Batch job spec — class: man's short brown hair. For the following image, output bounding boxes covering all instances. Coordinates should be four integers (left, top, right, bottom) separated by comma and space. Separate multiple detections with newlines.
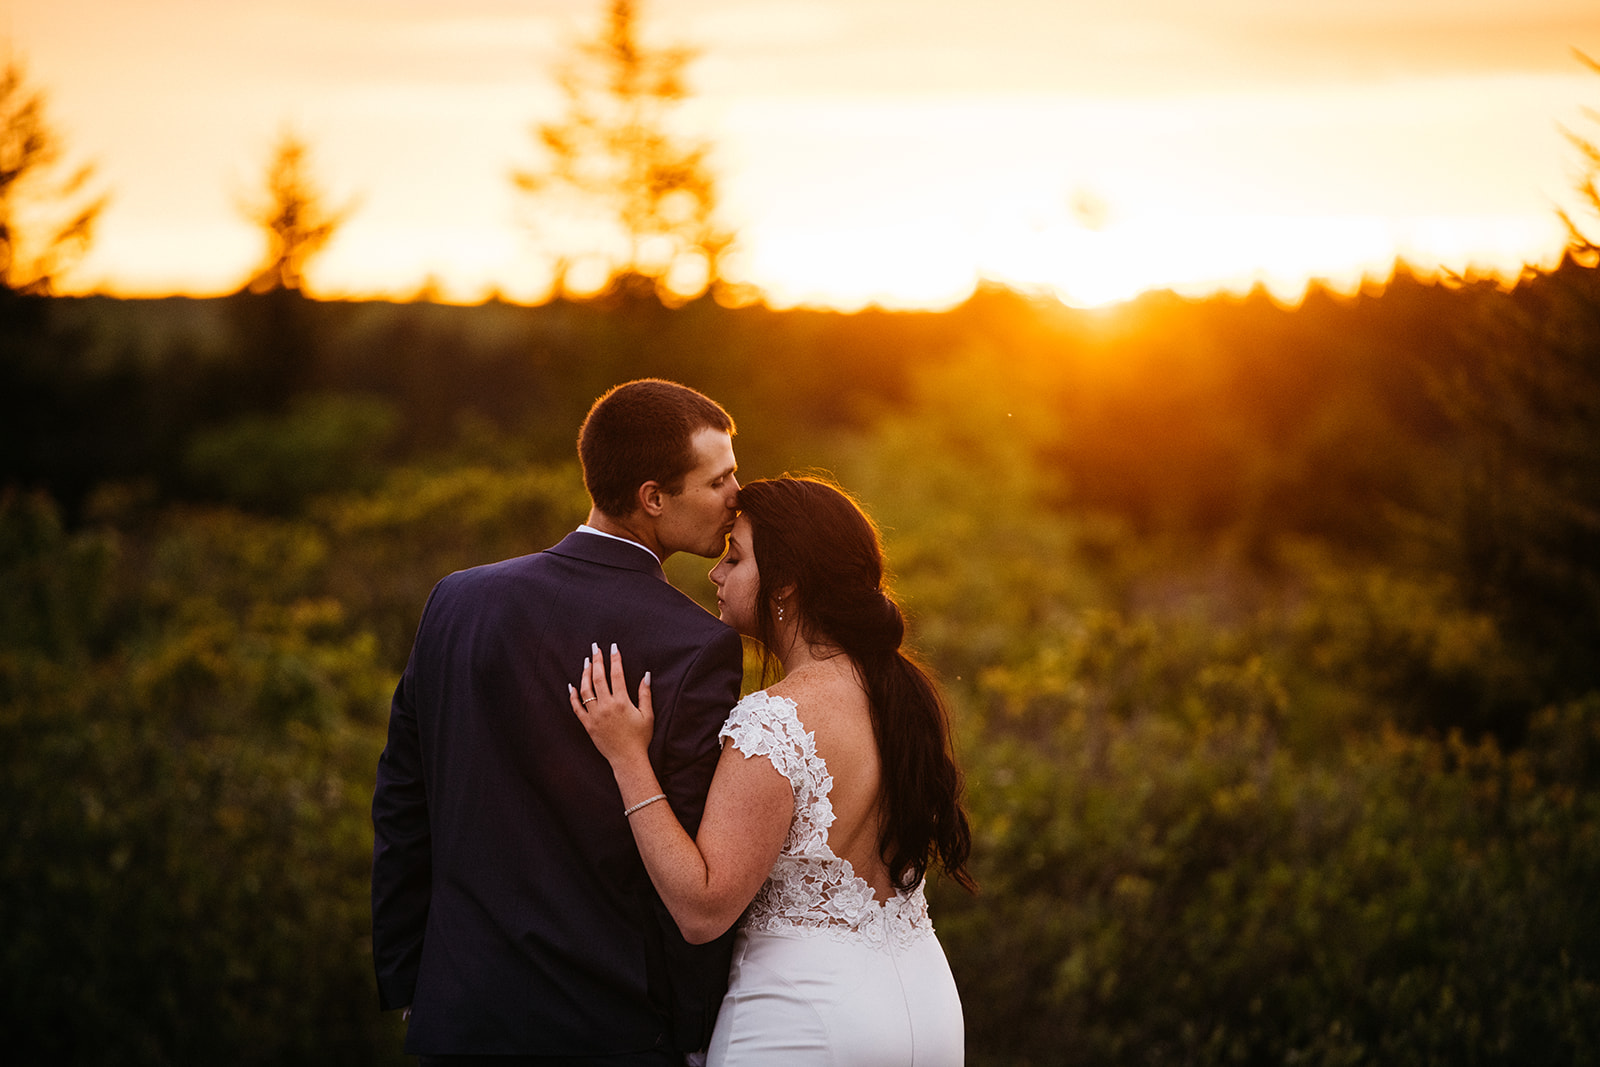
578, 379, 736, 519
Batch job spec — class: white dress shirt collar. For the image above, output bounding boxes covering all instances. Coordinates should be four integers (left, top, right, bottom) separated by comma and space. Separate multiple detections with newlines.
576, 524, 661, 563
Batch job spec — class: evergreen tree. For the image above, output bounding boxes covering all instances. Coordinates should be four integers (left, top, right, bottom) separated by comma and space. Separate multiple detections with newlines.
512, 0, 731, 303
240, 127, 353, 295
0, 60, 105, 295
1559, 50, 1600, 257
228, 129, 355, 414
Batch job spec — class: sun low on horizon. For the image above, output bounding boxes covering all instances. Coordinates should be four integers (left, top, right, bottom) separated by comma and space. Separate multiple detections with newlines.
6, 0, 1600, 311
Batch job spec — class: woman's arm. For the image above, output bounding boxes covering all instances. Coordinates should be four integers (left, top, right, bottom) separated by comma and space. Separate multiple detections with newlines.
572, 644, 794, 944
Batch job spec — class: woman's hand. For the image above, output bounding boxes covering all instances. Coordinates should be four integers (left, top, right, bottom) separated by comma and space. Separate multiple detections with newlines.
572, 642, 794, 945
569, 642, 654, 769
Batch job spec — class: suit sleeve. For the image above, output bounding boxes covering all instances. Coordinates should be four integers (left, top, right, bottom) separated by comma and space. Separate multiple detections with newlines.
370, 624, 433, 1011
646, 623, 744, 1051
654, 625, 745, 837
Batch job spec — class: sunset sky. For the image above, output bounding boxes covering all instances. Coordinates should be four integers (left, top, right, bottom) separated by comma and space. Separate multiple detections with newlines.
7, 0, 1600, 309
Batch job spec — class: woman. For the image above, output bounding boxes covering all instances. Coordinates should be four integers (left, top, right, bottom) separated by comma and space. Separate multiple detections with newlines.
570, 475, 974, 1065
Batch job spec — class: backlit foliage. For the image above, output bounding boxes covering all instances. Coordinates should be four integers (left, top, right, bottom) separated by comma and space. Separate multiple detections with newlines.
3, 254, 1599, 1062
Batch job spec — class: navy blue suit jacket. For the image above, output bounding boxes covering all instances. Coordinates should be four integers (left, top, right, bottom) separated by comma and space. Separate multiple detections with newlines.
372, 531, 744, 1056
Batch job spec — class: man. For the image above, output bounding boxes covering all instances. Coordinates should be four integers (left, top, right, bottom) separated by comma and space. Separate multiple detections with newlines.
373, 379, 744, 1064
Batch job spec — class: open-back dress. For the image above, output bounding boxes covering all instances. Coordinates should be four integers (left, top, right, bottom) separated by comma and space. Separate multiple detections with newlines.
705, 690, 964, 1065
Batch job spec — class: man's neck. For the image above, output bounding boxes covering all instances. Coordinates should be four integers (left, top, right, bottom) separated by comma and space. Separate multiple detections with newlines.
584, 509, 665, 561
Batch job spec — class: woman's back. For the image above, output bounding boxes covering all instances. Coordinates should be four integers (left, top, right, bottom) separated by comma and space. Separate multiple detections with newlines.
766, 655, 894, 902
710, 665, 964, 1066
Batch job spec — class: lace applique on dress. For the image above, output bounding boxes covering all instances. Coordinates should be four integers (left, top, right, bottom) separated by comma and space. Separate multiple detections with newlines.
719, 690, 932, 950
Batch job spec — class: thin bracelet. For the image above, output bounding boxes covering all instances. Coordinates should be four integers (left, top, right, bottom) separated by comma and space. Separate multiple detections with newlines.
623, 793, 667, 817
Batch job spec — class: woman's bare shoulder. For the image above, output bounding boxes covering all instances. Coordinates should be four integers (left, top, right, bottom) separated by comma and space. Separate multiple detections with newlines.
766, 664, 871, 736
767, 664, 851, 705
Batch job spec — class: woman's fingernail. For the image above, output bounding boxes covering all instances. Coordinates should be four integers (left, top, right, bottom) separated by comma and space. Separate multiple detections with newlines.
610, 642, 618, 655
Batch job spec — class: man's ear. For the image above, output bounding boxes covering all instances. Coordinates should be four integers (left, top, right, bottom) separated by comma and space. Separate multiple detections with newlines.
637, 481, 666, 517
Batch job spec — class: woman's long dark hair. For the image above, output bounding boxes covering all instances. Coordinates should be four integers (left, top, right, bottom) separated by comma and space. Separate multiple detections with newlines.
738, 476, 974, 893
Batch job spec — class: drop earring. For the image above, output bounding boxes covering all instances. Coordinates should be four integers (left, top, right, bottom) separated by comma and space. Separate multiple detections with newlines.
777, 600, 785, 622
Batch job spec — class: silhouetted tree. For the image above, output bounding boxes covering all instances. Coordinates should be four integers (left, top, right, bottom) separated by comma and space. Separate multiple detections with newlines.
0, 60, 105, 295
512, 0, 731, 303
1435, 256, 1600, 733
1559, 50, 1600, 257
240, 128, 353, 294
223, 129, 354, 416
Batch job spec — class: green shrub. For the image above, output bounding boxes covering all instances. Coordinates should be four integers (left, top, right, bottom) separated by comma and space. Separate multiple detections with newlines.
935, 617, 1600, 1065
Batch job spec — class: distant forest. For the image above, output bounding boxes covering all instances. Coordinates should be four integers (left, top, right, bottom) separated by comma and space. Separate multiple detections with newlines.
3, 257, 1598, 1062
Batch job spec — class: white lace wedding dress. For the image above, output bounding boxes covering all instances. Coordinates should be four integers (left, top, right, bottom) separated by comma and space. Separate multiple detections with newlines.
706, 691, 964, 1066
